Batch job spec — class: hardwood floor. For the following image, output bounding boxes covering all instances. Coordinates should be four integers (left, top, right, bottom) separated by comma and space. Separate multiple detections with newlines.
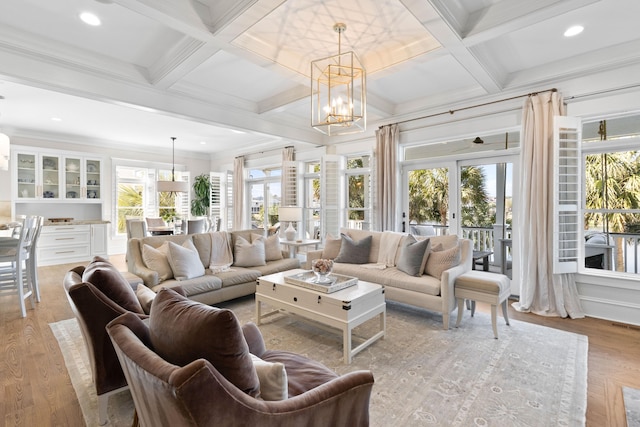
1, 255, 638, 426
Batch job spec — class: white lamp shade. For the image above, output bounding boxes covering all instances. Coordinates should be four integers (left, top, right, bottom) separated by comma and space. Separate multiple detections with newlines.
0, 132, 9, 171
157, 179, 189, 193
278, 206, 302, 222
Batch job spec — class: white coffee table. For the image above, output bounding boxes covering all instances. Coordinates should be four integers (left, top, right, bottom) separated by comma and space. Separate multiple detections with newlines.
256, 269, 386, 364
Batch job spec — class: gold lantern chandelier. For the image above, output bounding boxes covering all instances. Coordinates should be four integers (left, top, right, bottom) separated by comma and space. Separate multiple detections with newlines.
311, 23, 366, 136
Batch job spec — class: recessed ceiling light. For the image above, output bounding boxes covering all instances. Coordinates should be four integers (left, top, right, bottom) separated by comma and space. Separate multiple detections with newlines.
51, 117, 62, 122
564, 25, 584, 37
79, 12, 101, 26
200, 141, 207, 145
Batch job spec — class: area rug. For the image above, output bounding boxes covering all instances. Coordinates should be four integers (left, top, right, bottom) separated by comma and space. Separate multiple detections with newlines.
51, 297, 588, 426
624, 387, 640, 427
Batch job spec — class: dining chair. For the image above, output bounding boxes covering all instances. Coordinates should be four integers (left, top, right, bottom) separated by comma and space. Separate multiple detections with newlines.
145, 217, 166, 228
186, 218, 207, 234
126, 219, 148, 239
0, 216, 39, 317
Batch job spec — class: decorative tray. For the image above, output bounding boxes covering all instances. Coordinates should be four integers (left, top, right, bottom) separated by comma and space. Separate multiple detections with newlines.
284, 271, 358, 293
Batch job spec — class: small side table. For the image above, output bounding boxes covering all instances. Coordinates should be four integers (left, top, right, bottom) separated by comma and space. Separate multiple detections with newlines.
279, 238, 321, 258
472, 250, 493, 271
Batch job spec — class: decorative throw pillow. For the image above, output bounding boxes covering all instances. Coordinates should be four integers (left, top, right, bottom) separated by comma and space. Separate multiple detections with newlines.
234, 235, 266, 267
166, 239, 205, 280
249, 353, 288, 401
149, 288, 260, 397
334, 233, 372, 264
397, 236, 431, 277
263, 234, 283, 261
425, 243, 461, 279
322, 233, 342, 259
142, 242, 173, 282
135, 283, 156, 314
82, 257, 144, 314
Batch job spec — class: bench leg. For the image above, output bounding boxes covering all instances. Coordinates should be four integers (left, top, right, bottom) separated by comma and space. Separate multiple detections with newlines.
502, 299, 510, 326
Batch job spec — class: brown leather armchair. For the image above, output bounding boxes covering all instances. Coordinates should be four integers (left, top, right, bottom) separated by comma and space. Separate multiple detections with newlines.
63, 258, 153, 426
107, 311, 375, 427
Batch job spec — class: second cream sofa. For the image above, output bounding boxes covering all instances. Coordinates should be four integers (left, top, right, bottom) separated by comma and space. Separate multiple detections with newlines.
306, 228, 472, 329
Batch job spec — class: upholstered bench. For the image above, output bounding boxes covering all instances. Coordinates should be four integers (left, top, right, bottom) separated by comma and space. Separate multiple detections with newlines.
455, 270, 511, 338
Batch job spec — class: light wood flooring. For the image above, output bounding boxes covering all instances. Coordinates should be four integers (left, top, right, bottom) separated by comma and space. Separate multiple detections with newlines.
1, 255, 639, 426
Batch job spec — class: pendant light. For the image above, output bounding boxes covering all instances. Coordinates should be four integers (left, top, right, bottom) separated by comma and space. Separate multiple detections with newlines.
157, 137, 189, 193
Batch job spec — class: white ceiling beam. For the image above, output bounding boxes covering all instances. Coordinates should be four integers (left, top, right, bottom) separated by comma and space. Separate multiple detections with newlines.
402, 0, 501, 93
462, 0, 601, 46
0, 47, 324, 146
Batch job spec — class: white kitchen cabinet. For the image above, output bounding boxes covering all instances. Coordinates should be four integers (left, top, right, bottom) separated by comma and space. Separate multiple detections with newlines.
91, 223, 108, 257
38, 224, 92, 266
14, 149, 102, 201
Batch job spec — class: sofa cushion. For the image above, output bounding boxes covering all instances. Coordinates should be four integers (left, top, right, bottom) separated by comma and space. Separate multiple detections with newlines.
83, 257, 144, 314
425, 243, 461, 279
167, 239, 206, 280
234, 235, 266, 267
249, 353, 288, 401
263, 234, 283, 261
321, 234, 342, 259
149, 288, 260, 397
153, 274, 222, 296
334, 233, 372, 264
249, 258, 301, 276
397, 236, 431, 277
142, 242, 173, 282
135, 283, 156, 314
214, 267, 261, 288
379, 267, 441, 295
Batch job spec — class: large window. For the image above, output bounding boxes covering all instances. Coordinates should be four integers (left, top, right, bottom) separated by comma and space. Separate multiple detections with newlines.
114, 165, 188, 235
582, 117, 640, 274
247, 167, 281, 233
345, 154, 372, 230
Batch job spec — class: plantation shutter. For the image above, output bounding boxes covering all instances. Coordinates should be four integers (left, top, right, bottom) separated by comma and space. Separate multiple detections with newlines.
281, 160, 300, 206
225, 170, 234, 230
321, 155, 345, 238
553, 116, 582, 274
209, 172, 224, 230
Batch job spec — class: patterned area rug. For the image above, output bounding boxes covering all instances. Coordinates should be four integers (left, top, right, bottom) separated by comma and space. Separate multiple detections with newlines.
624, 387, 640, 427
51, 296, 588, 426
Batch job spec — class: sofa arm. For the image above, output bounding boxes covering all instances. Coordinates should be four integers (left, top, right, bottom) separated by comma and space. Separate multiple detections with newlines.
305, 249, 324, 269
242, 322, 266, 357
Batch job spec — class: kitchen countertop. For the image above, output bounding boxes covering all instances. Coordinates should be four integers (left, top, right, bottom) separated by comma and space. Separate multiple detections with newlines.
44, 220, 110, 226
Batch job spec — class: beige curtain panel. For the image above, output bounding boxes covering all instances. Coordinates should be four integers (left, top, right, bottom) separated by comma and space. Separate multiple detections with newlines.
375, 124, 399, 231
513, 91, 584, 319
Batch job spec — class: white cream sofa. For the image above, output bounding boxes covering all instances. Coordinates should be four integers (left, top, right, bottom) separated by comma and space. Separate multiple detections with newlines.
127, 229, 300, 306
306, 228, 473, 329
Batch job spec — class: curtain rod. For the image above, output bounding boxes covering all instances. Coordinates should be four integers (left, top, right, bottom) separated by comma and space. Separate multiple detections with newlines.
564, 82, 640, 101
386, 87, 557, 128
235, 145, 295, 159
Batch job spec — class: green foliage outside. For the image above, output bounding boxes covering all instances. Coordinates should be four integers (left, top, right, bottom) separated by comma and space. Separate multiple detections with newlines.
408, 166, 494, 227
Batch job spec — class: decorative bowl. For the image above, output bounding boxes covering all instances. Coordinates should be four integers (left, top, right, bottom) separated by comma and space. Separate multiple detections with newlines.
311, 259, 334, 284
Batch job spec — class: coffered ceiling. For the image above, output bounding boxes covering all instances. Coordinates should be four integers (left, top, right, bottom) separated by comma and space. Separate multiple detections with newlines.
0, 0, 638, 157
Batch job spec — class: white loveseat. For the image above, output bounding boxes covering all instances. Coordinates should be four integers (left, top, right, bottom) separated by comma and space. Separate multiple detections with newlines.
306, 228, 472, 329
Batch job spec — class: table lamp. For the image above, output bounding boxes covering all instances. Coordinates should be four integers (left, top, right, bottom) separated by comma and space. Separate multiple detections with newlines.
278, 206, 302, 241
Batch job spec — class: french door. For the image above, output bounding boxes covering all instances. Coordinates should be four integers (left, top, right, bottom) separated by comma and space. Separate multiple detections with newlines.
402, 155, 519, 294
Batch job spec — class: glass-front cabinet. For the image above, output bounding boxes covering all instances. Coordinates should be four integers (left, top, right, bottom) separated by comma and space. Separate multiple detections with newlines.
85, 159, 101, 200
14, 149, 102, 201
16, 152, 37, 199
